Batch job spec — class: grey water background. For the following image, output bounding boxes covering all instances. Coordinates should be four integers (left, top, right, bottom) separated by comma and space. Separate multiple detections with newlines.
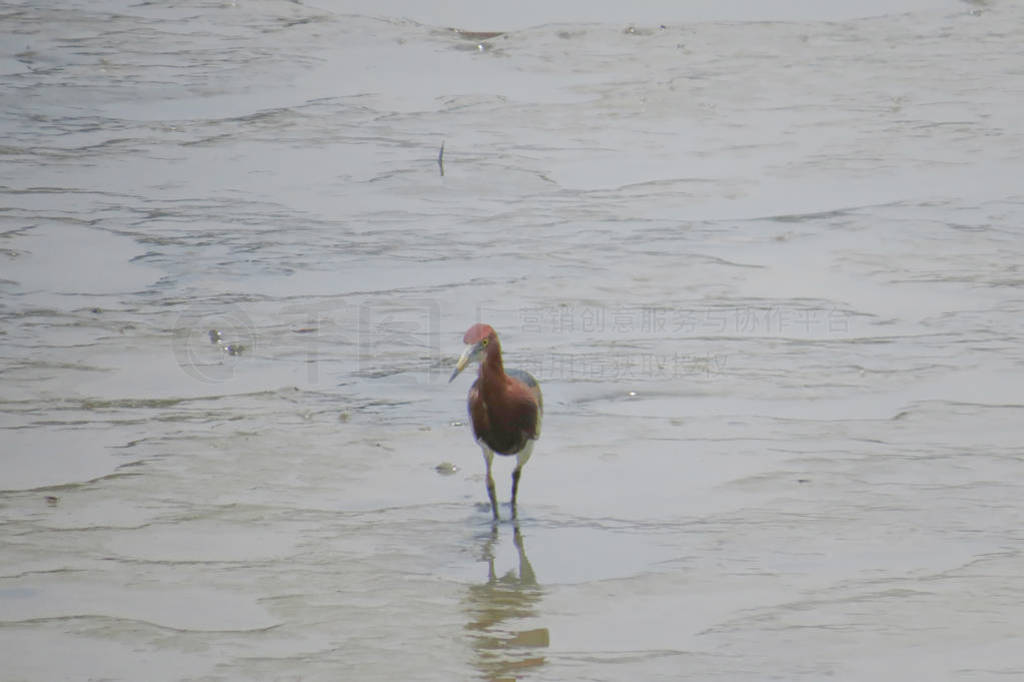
2, 0, 1024, 679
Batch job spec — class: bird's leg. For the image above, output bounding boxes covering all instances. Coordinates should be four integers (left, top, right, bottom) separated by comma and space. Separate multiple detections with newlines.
510, 442, 534, 519
481, 447, 499, 520
511, 468, 522, 518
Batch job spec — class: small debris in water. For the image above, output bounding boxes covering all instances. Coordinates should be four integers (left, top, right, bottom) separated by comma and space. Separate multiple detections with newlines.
627, 391, 637, 397
224, 343, 244, 356
435, 462, 459, 476
448, 29, 504, 41
90, 307, 101, 314
449, 419, 466, 427
797, 478, 810, 484
209, 329, 222, 343
338, 411, 350, 422
45, 495, 59, 506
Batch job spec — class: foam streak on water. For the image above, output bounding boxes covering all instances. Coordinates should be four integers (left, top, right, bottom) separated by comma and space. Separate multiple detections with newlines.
2, 1, 1024, 680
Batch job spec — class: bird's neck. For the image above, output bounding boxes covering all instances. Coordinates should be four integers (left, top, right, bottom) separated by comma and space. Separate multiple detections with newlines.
479, 341, 505, 383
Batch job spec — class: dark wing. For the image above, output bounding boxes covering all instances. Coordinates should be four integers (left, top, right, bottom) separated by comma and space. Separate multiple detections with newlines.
507, 368, 542, 439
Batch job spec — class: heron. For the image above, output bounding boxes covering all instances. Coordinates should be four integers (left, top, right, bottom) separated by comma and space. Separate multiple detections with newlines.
450, 323, 542, 519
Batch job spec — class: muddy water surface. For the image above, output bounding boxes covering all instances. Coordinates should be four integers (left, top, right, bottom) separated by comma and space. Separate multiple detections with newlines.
2, 1, 1024, 680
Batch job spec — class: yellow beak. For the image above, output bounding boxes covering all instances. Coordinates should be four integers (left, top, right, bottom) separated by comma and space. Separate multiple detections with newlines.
449, 345, 472, 383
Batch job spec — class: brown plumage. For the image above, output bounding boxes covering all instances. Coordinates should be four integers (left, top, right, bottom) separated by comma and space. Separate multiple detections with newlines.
450, 324, 542, 519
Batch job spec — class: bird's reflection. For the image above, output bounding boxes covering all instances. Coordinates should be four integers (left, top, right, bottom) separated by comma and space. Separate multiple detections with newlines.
464, 523, 549, 681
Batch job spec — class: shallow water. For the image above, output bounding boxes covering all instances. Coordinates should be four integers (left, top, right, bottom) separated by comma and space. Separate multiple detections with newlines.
3, 0, 1024, 679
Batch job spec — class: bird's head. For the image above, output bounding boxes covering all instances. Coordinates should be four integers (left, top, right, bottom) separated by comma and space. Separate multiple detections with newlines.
449, 323, 498, 383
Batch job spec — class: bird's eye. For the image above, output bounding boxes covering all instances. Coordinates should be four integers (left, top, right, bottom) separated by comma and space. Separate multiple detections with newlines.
480, 338, 488, 346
